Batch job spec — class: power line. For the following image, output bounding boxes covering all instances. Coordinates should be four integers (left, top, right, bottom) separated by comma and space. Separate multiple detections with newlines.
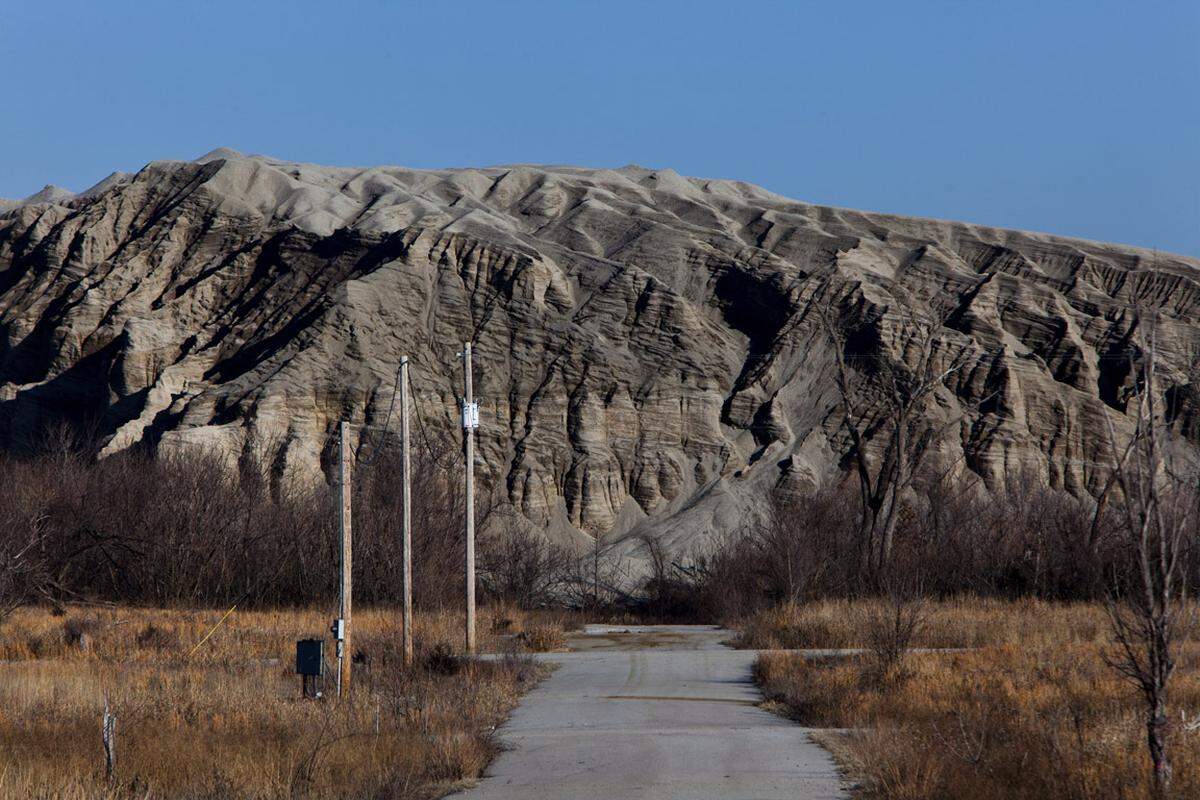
354, 359, 404, 469
410, 368, 465, 473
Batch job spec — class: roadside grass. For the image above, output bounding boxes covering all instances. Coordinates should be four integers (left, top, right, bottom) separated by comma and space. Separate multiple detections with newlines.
748, 601, 1200, 800
732, 596, 1113, 651
515, 623, 568, 652
488, 603, 579, 650
0, 605, 559, 799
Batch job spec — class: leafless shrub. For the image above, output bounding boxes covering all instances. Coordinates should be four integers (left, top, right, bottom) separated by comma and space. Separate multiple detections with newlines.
3, 399, 1197, 621
700, 465, 1150, 623
62, 614, 101, 649
351, 442, 470, 609
478, 517, 566, 609
907, 465, 1119, 600
419, 641, 461, 676
0, 514, 49, 624
0, 429, 504, 610
634, 534, 719, 621
0, 427, 77, 620
865, 576, 926, 682
687, 484, 865, 620
134, 623, 180, 651
558, 536, 632, 613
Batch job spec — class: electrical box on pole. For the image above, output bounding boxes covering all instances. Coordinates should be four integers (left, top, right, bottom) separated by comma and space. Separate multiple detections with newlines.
461, 401, 479, 430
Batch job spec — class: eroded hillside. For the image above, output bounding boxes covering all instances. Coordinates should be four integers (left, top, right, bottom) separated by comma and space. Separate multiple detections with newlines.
2, 149, 1197, 547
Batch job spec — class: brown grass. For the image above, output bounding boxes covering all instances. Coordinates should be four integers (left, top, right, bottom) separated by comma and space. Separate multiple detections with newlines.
751, 601, 1200, 800
516, 622, 567, 653
733, 596, 1117, 650
0, 605, 554, 799
487, 604, 583, 653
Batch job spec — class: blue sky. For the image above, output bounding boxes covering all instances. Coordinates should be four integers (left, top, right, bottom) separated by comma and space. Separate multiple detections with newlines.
2, 0, 1197, 254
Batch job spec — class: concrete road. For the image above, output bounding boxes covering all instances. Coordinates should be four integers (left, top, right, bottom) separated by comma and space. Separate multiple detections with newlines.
454, 625, 846, 800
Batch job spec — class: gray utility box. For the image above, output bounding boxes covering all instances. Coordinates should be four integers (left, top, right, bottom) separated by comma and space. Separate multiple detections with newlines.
296, 638, 325, 676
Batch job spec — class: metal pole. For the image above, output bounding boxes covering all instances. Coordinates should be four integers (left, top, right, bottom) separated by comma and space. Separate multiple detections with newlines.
338, 420, 353, 695
400, 356, 414, 666
463, 342, 476, 655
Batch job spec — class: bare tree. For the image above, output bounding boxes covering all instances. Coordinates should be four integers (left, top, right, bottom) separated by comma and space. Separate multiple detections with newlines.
749, 487, 856, 603
818, 295, 970, 577
638, 534, 723, 620
0, 513, 49, 623
1101, 324, 1197, 800
478, 516, 566, 609
560, 535, 630, 612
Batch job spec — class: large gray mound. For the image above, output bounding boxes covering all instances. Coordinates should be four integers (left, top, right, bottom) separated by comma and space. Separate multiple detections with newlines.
1, 150, 1198, 549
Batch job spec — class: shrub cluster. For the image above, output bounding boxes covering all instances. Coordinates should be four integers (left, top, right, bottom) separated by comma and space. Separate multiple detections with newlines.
0, 432, 471, 611
3, 430, 1197, 619
641, 473, 1200, 621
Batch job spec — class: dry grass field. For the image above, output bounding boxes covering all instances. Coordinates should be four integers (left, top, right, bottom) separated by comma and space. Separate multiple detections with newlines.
734, 596, 1114, 651
747, 600, 1200, 800
0, 604, 569, 800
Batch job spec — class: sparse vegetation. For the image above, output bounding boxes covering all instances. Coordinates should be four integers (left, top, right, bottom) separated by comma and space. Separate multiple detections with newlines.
0, 325, 1196, 799
748, 599, 1200, 799
721, 323, 1200, 799
0, 604, 550, 800
732, 596, 1114, 651
517, 622, 567, 652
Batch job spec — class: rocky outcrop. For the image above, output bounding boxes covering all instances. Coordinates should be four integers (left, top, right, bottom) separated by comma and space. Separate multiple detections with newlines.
1, 150, 1197, 548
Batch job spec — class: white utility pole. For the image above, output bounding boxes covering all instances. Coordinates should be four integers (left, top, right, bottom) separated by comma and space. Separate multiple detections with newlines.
461, 342, 477, 655
399, 356, 414, 666
336, 421, 353, 696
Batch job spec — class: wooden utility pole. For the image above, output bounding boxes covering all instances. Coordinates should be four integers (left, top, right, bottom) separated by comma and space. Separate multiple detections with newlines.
400, 356, 414, 666
337, 420, 353, 695
462, 342, 477, 655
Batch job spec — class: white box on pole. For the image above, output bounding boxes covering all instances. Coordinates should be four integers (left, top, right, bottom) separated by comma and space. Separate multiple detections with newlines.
461, 401, 479, 430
